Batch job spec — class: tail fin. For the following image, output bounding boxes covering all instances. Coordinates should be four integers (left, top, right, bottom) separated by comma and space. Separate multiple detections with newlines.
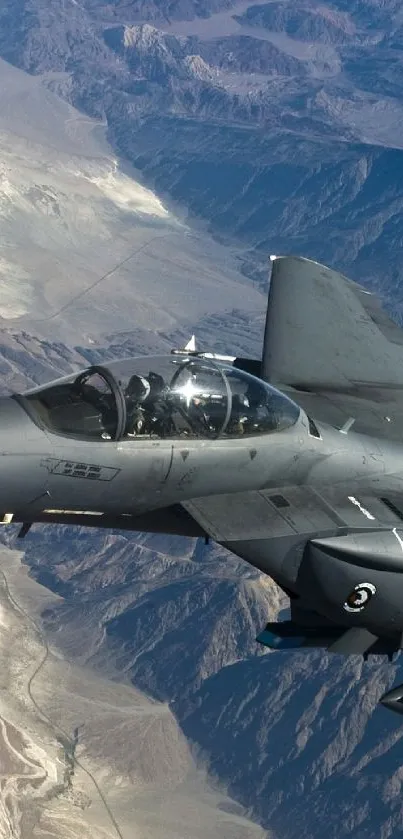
261, 255, 403, 389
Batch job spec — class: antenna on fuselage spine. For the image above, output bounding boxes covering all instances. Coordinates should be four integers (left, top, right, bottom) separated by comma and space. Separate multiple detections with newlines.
183, 335, 197, 352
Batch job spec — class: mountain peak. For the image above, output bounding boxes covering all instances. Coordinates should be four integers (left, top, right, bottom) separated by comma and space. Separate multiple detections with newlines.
123, 22, 170, 50
184, 53, 217, 81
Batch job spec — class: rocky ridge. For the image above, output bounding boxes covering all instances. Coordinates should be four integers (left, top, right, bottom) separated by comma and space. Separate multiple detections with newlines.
0, 1, 402, 838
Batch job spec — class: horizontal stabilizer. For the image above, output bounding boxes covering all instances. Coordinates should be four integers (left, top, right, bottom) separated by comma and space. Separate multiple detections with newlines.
326, 627, 378, 655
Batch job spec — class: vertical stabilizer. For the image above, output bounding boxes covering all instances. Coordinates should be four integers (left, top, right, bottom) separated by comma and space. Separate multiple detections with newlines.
261, 255, 403, 388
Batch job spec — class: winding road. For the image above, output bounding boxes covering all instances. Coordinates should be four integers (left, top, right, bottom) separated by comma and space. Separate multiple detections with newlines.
0, 568, 124, 839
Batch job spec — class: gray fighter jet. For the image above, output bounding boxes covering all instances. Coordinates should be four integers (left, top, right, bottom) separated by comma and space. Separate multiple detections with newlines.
3, 255, 403, 714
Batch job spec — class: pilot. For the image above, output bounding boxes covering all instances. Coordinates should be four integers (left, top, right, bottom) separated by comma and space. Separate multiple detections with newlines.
142, 371, 174, 437
187, 392, 212, 434
124, 374, 150, 436
228, 393, 250, 435
145, 371, 166, 406
244, 381, 278, 432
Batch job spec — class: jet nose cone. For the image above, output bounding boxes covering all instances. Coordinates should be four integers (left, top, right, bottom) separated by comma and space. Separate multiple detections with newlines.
380, 684, 403, 715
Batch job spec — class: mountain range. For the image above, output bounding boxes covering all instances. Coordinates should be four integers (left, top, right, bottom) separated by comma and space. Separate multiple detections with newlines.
0, 2, 402, 838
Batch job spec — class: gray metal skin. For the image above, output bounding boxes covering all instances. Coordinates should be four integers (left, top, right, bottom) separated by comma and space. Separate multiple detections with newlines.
4, 253, 403, 714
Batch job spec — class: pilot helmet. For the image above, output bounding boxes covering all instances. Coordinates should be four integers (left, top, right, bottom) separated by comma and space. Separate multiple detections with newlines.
126, 374, 151, 403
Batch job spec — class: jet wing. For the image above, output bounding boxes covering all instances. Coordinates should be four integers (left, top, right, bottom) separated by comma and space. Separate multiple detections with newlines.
183, 485, 403, 604
183, 487, 403, 657
182, 484, 403, 549
262, 256, 403, 441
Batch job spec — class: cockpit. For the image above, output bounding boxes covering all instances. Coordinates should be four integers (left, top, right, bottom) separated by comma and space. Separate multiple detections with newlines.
17, 355, 301, 441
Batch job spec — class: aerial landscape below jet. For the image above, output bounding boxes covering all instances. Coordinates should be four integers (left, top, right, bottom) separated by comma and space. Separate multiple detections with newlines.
2, 254, 403, 715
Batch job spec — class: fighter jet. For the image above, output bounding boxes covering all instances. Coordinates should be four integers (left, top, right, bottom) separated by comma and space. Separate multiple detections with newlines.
3, 254, 403, 714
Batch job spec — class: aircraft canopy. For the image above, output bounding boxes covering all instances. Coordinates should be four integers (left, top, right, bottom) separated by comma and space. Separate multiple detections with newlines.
18, 355, 300, 441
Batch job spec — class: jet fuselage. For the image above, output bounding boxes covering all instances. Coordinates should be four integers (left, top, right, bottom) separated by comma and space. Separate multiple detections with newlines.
1, 388, 402, 524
